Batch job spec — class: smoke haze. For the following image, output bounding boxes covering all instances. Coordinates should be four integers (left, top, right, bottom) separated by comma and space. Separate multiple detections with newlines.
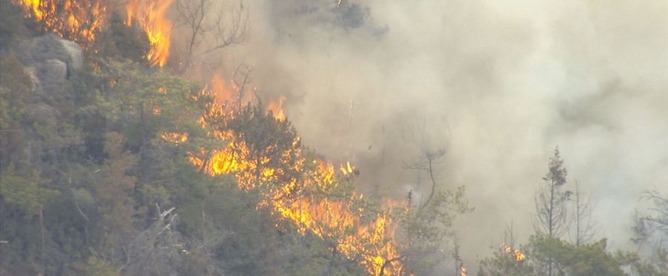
203, 0, 667, 270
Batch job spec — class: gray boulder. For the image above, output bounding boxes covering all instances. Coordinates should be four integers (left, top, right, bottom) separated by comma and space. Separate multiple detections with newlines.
20, 35, 85, 94
27, 34, 70, 64
26, 34, 84, 75
58, 38, 84, 70
40, 59, 68, 84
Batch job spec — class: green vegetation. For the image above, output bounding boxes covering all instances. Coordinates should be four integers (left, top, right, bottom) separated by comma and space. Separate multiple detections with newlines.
0, 4, 379, 274
478, 151, 668, 276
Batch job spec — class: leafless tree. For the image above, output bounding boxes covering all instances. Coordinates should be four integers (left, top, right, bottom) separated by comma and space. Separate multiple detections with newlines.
118, 205, 222, 275
569, 180, 598, 246
642, 190, 668, 233
230, 64, 254, 109
174, 0, 248, 74
633, 190, 668, 267
405, 148, 446, 210
119, 205, 183, 274
633, 191, 668, 247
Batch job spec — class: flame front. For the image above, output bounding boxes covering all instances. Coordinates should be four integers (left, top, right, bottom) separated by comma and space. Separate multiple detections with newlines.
15, 2, 408, 272
190, 98, 406, 274
126, 0, 174, 67
272, 160, 405, 275
14, 0, 108, 49
15, 0, 172, 66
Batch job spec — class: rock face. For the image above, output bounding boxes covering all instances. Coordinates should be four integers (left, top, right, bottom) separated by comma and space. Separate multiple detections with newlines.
58, 38, 84, 70
27, 35, 70, 65
21, 34, 84, 93
39, 59, 68, 84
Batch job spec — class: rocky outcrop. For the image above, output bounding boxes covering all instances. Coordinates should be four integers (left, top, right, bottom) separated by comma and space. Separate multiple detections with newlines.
57, 38, 84, 70
39, 59, 68, 85
20, 34, 84, 93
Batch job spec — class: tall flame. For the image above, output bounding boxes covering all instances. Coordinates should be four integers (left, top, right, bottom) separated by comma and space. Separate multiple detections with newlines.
126, 0, 174, 67
210, 74, 234, 105
14, 0, 172, 64
266, 96, 287, 121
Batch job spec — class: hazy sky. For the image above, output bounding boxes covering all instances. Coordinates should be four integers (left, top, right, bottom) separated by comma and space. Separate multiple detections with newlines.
213, 0, 668, 271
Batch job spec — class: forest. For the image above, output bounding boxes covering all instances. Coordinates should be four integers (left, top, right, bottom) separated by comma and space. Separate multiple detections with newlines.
0, 0, 666, 275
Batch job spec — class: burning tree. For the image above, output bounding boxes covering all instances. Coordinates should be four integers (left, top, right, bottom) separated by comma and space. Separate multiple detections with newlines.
12, 0, 174, 68
125, 0, 174, 67
14, 0, 109, 49
4, 1, 474, 274
191, 99, 409, 274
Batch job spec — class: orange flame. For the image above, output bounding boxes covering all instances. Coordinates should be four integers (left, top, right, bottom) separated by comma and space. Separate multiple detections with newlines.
191, 115, 406, 274
209, 74, 256, 108
15, 0, 108, 49
266, 96, 286, 121
210, 74, 235, 105
160, 131, 188, 144
271, 160, 406, 275
500, 243, 526, 262
189, 66, 406, 275
18, 0, 45, 20
16, 3, 407, 272
126, 0, 173, 66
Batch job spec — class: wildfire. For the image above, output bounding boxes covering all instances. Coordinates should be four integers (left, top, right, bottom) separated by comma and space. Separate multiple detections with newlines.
14, 0, 108, 49
210, 74, 234, 106
208, 73, 257, 110
500, 243, 526, 262
189, 93, 407, 274
271, 160, 406, 275
15, 2, 408, 273
15, 0, 172, 66
266, 96, 286, 121
340, 161, 359, 176
126, 0, 174, 67
160, 131, 188, 144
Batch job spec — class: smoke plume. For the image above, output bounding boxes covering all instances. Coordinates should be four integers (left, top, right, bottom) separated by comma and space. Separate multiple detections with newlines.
189, 0, 667, 271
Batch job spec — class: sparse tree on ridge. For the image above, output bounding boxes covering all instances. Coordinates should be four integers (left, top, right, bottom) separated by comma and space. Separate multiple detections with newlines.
397, 130, 471, 275
534, 147, 571, 276
535, 147, 571, 239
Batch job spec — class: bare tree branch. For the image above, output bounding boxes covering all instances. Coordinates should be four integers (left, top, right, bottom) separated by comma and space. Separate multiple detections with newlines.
174, 0, 249, 73
404, 148, 445, 210
569, 180, 598, 246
